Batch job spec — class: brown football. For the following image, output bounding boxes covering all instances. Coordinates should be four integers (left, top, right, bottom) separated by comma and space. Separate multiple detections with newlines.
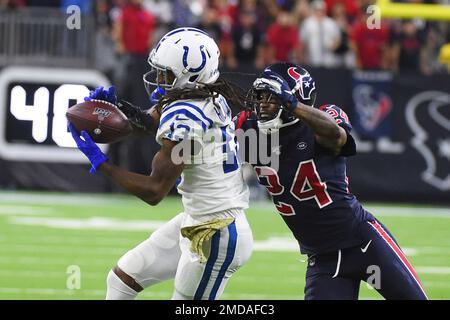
66, 100, 132, 143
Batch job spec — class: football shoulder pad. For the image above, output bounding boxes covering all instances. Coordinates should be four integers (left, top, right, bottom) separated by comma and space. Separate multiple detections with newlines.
156, 101, 214, 144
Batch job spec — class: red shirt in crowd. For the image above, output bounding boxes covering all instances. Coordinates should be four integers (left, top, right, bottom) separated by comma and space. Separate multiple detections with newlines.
351, 21, 390, 69
325, 0, 359, 19
120, 4, 155, 55
266, 24, 300, 62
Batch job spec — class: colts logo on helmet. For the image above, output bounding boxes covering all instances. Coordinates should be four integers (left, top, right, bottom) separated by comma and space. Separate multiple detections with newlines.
287, 67, 315, 100
182, 45, 207, 73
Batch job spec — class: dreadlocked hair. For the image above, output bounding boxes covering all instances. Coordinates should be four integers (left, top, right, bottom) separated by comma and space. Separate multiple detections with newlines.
154, 77, 248, 114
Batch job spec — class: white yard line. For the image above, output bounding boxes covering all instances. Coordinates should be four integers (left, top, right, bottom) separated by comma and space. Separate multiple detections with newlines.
0, 235, 141, 246
253, 237, 300, 252
416, 267, 450, 274
366, 206, 450, 218
0, 206, 54, 215
0, 270, 104, 279
249, 201, 450, 218
0, 256, 113, 266
422, 280, 450, 288
411, 247, 450, 255
0, 192, 139, 207
8, 216, 165, 231
0, 244, 126, 256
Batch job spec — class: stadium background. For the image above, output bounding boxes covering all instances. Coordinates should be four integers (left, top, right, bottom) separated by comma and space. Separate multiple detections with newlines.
0, 0, 449, 299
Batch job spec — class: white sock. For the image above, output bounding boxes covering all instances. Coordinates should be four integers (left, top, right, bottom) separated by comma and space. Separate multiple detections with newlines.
105, 269, 138, 300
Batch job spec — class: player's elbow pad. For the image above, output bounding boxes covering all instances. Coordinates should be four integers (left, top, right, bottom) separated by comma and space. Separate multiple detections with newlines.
117, 99, 155, 134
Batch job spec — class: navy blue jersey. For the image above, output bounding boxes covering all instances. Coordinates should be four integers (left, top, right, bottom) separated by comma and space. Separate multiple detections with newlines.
235, 105, 374, 255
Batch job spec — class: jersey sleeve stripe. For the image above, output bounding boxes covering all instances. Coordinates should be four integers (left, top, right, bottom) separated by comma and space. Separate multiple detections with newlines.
160, 109, 208, 131
164, 102, 214, 127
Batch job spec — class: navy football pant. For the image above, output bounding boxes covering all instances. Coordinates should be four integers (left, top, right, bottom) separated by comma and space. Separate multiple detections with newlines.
304, 219, 428, 300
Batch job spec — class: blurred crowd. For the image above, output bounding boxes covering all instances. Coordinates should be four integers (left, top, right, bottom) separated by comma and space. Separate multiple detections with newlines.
1, 0, 449, 75
0, 0, 448, 193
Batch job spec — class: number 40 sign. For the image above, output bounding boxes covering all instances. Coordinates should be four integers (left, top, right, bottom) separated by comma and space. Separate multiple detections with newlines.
0, 66, 110, 162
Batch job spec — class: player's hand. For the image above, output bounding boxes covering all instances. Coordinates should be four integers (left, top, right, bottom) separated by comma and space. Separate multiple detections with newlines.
116, 99, 141, 119
149, 86, 166, 105
256, 70, 298, 113
68, 123, 109, 174
115, 99, 155, 133
85, 86, 118, 105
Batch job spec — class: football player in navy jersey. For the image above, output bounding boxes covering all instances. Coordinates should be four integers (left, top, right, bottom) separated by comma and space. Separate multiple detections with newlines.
235, 62, 428, 300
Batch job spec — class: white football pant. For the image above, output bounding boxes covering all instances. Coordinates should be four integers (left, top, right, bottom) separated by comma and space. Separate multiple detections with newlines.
107, 209, 253, 300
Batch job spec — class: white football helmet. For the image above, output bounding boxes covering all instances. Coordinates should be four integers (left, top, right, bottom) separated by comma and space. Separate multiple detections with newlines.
143, 27, 220, 93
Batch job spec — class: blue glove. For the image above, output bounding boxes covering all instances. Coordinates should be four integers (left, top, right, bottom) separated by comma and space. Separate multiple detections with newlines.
258, 70, 298, 113
149, 86, 166, 105
85, 86, 118, 104
68, 123, 109, 174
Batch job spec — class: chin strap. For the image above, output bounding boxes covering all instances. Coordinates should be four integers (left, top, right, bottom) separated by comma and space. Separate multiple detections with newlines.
258, 116, 300, 134
258, 109, 283, 132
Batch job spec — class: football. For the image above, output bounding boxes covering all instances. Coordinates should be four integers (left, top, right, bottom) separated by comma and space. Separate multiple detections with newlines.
66, 100, 133, 143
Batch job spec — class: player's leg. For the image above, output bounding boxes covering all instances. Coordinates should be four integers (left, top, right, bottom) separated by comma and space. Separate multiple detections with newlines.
172, 211, 253, 300
106, 212, 184, 300
304, 250, 360, 300
360, 219, 428, 300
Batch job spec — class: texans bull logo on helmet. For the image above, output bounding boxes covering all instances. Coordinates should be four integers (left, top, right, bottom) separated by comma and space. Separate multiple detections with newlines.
287, 67, 316, 101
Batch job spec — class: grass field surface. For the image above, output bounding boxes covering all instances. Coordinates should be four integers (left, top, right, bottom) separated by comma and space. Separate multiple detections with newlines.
0, 191, 449, 300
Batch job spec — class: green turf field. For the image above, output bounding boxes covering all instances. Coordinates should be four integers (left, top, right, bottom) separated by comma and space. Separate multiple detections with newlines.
0, 191, 449, 300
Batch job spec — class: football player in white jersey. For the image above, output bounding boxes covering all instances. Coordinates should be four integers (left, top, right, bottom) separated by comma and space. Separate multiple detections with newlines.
69, 28, 253, 300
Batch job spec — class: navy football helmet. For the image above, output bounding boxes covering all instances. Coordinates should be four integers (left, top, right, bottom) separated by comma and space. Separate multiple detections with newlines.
248, 62, 317, 133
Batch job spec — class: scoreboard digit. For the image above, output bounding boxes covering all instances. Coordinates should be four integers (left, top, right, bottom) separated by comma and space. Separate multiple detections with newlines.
0, 66, 110, 162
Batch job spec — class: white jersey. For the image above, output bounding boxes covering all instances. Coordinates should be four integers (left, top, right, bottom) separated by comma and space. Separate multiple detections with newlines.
156, 94, 249, 217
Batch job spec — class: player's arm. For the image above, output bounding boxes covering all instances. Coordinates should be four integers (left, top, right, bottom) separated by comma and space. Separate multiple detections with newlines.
85, 86, 165, 136
117, 87, 165, 135
99, 139, 183, 206
290, 103, 347, 154
117, 101, 161, 135
68, 124, 183, 206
